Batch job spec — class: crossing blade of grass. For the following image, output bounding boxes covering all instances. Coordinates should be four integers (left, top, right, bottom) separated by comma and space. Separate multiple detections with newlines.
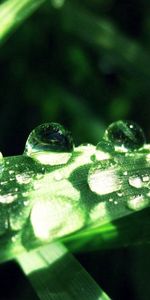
17, 242, 111, 300
0, 0, 45, 43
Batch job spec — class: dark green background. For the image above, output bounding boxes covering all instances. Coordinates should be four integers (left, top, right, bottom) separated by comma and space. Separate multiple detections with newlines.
0, 0, 150, 299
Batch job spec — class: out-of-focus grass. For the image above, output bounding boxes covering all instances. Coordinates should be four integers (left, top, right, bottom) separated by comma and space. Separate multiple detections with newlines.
0, 0, 45, 43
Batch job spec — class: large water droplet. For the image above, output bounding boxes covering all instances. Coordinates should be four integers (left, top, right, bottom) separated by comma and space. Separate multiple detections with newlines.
127, 194, 149, 211
104, 120, 145, 152
24, 123, 74, 165
88, 160, 122, 195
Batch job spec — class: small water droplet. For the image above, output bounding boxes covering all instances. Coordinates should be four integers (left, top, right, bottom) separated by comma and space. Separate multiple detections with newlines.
104, 120, 145, 152
127, 194, 149, 211
142, 175, 149, 182
94, 140, 114, 161
109, 198, 113, 202
117, 192, 123, 197
22, 192, 29, 197
54, 172, 63, 181
24, 200, 29, 206
24, 122, 74, 166
11, 236, 17, 243
36, 173, 43, 180
129, 176, 143, 188
16, 174, 31, 185
88, 160, 122, 195
0, 193, 17, 204
9, 170, 14, 175
123, 171, 128, 176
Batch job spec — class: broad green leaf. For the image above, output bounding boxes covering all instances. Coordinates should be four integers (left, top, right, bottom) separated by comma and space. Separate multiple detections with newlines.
17, 242, 111, 300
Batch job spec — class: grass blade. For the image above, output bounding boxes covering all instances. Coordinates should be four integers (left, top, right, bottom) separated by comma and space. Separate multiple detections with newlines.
0, 0, 45, 43
17, 242, 111, 300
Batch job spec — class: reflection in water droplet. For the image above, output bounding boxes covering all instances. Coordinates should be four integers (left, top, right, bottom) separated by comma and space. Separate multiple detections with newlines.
88, 160, 122, 195
127, 195, 149, 211
129, 176, 143, 188
95, 140, 114, 161
104, 120, 145, 152
24, 123, 74, 165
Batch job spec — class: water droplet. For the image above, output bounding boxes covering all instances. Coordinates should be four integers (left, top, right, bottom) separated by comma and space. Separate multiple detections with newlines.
109, 198, 113, 202
127, 194, 149, 211
129, 176, 143, 188
36, 173, 43, 180
142, 175, 149, 182
11, 236, 17, 243
88, 160, 122, 195
24, 122, 74, 165
9, 170, 14, 175
22, 192, 29, 197
0, 193, 17, 204
104, 120, 145, 152
16, 173, 31, 185
23, 200, 29, 206
54, 172, 63, 181
94, 140, 114, 161
123, 171, 128, 176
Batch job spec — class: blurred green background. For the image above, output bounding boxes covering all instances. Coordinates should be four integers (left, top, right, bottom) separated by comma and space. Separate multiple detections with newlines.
0, 0, 150, 299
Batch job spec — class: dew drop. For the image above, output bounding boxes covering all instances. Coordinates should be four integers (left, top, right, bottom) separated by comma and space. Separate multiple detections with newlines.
11, 236, 17, 243
104, 120, 145, 152
129, 176, 143, 188
9, 170, 14, 175
0, 193, 17, 204
94, 140, 114, 161
16, 173, 31, 185
24, 122, 74, 166
127, 194, 149, 211
54, 172, 63, 181
142, 175, 149, 182
22, 192, 29, 197
123, 171, 128, 176
88, 160, 122, 195
117, 192, 123, 197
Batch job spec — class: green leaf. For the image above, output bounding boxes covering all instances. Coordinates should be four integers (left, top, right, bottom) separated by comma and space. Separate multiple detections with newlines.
17, 242, 111, 300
